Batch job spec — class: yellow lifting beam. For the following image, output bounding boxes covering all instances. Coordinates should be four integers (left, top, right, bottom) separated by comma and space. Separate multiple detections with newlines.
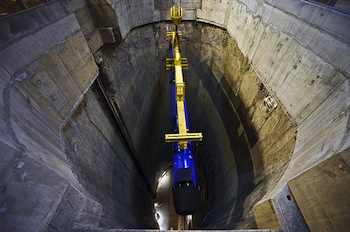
170, 6, 182, 25
165, 6, 203, 149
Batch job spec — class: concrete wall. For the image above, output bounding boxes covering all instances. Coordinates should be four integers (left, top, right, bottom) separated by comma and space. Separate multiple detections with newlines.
96, 0, 200, 37
197, 0, 350, 179
62, 88, 156, 228
0, 0, 155, 230
199, 1, 349, 230
1, 0, 349, 230
196, 0, 350, 230
0, 0, 94, 188
180, 22, 295, 228
96, 23, 172, 190
85, 0, 122, 43
288, 148, 350, 231
198, 1, 350, 231
0, 0, 100, 229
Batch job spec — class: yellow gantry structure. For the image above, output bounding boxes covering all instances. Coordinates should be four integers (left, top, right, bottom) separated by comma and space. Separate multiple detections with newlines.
165, 6, 203, 149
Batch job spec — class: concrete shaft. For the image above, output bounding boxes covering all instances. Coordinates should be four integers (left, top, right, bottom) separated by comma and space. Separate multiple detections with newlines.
0, 0, 349, 231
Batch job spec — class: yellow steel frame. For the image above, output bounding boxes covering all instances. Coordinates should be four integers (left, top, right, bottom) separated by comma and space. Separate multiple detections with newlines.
165, 7, 203, 149
170, 6, 182, 25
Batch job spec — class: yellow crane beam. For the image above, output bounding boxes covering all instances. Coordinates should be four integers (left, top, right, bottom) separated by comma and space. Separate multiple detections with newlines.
165, 6, 202, 149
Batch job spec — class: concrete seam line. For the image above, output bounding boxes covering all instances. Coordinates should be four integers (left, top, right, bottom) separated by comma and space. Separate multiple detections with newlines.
59, 72, 99, 140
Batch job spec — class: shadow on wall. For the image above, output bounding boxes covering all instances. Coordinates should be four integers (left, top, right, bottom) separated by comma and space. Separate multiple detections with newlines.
181, 22, 296, 229
185, 52, 258, 228
62, 84, 156, 228
0, 0, 48, 16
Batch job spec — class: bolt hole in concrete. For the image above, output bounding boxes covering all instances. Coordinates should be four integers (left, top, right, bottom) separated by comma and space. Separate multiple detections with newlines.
286, 194, 293, 201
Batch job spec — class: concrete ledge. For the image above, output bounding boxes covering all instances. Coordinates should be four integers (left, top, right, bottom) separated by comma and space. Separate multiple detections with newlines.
48, 184, 103, 231
99, 28, 116, 43
288, 148, 350, 231
254, 199, 281, 230
0, 0, 86, 48
254, 149, 350, 231
0, 14, 81, 75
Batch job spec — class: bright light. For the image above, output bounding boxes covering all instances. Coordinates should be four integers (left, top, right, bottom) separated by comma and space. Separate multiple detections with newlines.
158, 170, 171, 187
154, 169, 172, 230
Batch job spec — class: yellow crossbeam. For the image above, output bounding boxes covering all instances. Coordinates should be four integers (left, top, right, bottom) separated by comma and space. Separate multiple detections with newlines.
165, 133, 203, 143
